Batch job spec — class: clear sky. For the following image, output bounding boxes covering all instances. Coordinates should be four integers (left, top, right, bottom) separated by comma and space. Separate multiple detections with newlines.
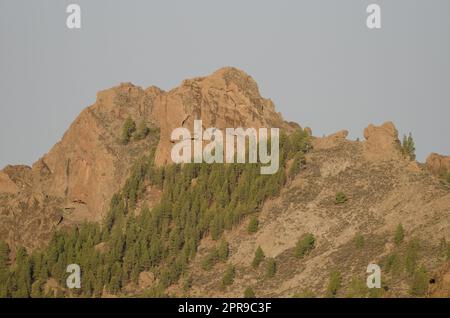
1, 0, 449, 168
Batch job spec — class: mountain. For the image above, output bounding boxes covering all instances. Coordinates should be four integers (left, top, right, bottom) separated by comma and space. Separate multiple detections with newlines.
0, 67, 294, 250
0, 67, 449, 298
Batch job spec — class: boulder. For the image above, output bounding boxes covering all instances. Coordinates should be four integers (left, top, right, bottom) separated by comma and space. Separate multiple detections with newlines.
426, 153, 450, 175
363, 121, 401, 161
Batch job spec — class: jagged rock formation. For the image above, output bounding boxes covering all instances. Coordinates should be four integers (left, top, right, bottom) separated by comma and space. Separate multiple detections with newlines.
0, 67, 294, 249
363, 121, 402, 162
426, 153, 450, 175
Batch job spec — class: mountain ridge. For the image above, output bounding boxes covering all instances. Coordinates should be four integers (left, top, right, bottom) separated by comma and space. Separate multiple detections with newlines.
0, 67, 450, 297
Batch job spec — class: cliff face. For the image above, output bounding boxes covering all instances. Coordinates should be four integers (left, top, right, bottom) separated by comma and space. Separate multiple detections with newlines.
0, 67, 293, 249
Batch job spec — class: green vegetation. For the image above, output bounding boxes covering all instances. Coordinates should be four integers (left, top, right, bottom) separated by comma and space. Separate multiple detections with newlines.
252, 246, 265, 269
121, 116, 136, 144
335, 192, 347, 204
401, 133, 416, 161
247, 216, 259, 234
439, 237, 450, 260
292, 289, 316, 298
410, 266, 428, 297
201, 240, 229, 271
201, 251, 218, 271
346, 277, 368, 298
383, 252, 402, 275
326, 271, 342, 298
265, 258, 277, 278
0, 241, 10, 298
354, 234, 365, 249
0, 128, 311, 297
134, 120, 150, 140
182, 275, 192, 292
243, 287, 256, 298
294, 233, 315, 258
218, 239, 229, 262
405, 239, 420, 276
288, 153, 305, 178
221, 266, 235, 287
394, 223, 405, 246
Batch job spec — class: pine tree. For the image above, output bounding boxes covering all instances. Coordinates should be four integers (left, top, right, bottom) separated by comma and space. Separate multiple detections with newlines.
14, 247, 31, 297
394, 224, 405, 246
121, 116, 136, 144
295, 233, 315, 258
401, 133, 416, 161
252, 246, 265, 268
247, 216, 259, 234
266, 258, 276, 278
0, 241, 10, 297
218, 240, 229, 262
410, 266, 428, 296
326, 271, 342, 298
134, 120, 150, 140
244, 286, 256, 298
221, 265, 235, 287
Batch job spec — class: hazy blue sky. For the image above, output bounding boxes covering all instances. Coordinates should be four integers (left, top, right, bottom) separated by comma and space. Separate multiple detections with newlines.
1, 0, 449, 168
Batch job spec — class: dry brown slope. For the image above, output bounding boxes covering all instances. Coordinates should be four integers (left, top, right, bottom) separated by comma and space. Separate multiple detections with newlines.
185, 123, 450, 297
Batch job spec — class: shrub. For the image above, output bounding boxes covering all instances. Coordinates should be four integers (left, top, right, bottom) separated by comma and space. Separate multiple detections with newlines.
405, 239, 420, 275
295, 233, 315, 258
438, 237, 449, 259
326, 271, 342, 297
243, 287, 256, 298
383, 252, 402, 275
222, 266, 235, 287
354, 234, 364, 248
335, 192, 347, 204
266, 258, 277, 278
346, 277, 368, 298
401, 133, 416, 161
288, 153, 304, 178
134, 120, 150, 140
201, 249, 219, 271
121, 116, 136, 144
410, 266, 428, 297
182, 275, 192, 291
394, 224, 404, 246
247, 216, 259, 234
218, 239, 229, 262
252, 246, 265, 268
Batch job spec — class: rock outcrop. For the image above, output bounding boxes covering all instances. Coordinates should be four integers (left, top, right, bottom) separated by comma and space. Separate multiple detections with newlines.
312, 130, 348, 150
426, 153, 450, 175
363, 121, 402, 161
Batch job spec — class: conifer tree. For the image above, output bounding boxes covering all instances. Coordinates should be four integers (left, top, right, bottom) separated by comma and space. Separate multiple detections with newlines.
218, 239, 229, 262
394, 223, 405, 246
121, 116, 136, 144
266, 258, 277, 278
401, 133, 416, 161
252, 246, 265, 268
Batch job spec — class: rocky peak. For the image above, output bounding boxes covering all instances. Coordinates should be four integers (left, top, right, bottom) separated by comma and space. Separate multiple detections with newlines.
426, 153, 450, 175
0, 67, 294, 248
363, 121, 402, 161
